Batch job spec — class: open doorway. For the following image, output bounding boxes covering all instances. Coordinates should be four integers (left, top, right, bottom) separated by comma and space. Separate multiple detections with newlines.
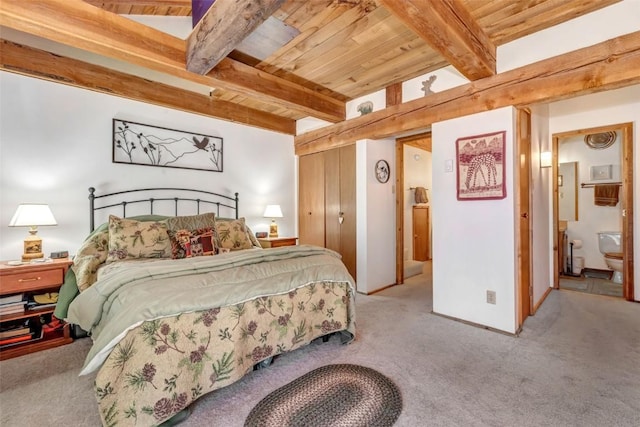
552, 122, 634, 300
395, 132, 432, 285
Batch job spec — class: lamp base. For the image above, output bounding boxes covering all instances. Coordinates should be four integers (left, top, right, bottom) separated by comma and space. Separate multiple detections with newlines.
269, 221, 279, 238
22, 235, 44, 261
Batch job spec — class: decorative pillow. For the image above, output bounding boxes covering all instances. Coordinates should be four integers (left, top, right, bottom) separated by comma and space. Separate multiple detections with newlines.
165, 212, 216, 233
106, 215, 171, 262
168, 227, 215, 259
216, 217, 262, 249
214, 217, 254, 250
244, 224, 263, 249
72, 215, 170, 291
72, 230, 109, 292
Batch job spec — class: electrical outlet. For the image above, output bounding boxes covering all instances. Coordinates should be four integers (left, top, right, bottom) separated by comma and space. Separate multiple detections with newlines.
486, 290, 496, 305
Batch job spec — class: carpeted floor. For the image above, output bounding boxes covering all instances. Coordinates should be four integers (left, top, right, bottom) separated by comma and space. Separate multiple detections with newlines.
1, 263, 639, 426
403, 259, 425, 279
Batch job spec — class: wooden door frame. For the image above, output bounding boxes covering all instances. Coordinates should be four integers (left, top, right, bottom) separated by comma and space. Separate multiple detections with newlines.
395, 140, 404, 285
552, 122, 634, 300
395, 132, 432, 285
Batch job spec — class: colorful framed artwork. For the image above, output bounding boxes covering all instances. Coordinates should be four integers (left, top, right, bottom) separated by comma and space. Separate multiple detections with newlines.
112, 119, 223, 172
455, 131, 506, 201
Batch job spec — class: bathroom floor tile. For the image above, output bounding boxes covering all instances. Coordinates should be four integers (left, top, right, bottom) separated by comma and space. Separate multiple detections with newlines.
559, 276, 623, 298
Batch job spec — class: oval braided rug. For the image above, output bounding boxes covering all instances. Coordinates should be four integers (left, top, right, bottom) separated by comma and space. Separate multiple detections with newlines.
244, 364, 402, 427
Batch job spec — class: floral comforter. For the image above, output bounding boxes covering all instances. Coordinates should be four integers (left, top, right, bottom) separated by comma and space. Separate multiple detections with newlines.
67, 246, 356, 426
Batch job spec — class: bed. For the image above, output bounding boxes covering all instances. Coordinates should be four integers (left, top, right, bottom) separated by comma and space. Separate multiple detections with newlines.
57, 187, 356, 427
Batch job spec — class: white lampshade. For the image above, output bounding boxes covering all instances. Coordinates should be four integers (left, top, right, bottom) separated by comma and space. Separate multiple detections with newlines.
9, 204, 57, 227
9, 204, 57, 261
540, 151, 552, 168
263, 205, 283, 218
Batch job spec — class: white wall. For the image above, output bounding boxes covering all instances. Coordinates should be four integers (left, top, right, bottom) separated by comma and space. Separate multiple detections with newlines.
549, 85, 640, 301
530, 104, 553, 306
356, 139, 396, 294
403, 146, 432, 260
432, 107, 518, 333
558, 133, 622, 271
402, 66, 469, 103
558, 162, 578, 222
346, 90, 386, 119
0, 72, 296, 260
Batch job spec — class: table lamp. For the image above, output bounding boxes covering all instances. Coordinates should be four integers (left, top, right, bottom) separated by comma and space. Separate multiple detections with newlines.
263, 205, 283, 238
9, 203, 58, 261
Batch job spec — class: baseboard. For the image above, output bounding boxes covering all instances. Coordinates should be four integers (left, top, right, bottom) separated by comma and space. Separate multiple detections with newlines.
532, 286, 553, 315
430, 310, 518, 337
365, 283, 398, 295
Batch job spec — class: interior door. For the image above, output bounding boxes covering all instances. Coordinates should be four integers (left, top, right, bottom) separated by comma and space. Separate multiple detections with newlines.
621, 123, 634, 300
517, 108, 532, 325
412, 206, 430, 261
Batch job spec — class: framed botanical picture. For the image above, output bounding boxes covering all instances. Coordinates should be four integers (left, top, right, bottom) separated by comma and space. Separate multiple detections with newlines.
456, 131, 506, 201
112, 119, 223, 172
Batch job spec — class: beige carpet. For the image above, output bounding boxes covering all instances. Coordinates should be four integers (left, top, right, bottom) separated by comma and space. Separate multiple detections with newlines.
1, 264, 639, 426
403, 259, 425, 279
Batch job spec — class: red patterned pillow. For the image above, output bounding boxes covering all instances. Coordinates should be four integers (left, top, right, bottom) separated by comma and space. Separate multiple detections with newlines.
168, 228, 215, 259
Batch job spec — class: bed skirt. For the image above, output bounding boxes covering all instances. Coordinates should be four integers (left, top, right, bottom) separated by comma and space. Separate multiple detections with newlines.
93, 280, 355, 426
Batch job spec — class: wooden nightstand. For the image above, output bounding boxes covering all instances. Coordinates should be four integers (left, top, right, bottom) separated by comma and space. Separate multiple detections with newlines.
257, 237, 298, 248
0, 258, 73, 360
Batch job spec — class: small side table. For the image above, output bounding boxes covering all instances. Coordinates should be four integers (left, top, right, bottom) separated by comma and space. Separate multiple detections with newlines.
257, 237, 298, 248
0, 258, 73, 360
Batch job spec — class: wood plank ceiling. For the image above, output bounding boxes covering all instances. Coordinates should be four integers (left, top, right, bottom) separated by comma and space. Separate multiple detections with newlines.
0, 0, 628, 140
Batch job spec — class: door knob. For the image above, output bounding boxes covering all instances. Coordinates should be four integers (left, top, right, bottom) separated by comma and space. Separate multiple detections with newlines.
339, 212, 344, 224
521, 212, 528, 218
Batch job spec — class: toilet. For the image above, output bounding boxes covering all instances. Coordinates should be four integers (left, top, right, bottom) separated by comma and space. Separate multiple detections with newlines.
597, 231, 623, 284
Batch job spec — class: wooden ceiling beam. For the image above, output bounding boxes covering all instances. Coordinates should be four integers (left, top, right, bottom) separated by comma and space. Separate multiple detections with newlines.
380, 0, 495, 80
187, 0, 285, 74
295, 31, 640, 155
83, 0, 191, 6
386, 83, 402, 107
0, 0, 345, 122
0, 40, 295, 134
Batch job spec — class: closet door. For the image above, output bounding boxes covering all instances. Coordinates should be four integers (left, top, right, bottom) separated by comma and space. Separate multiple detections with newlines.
325, 145, 357, 280
339, 145, 357, 280
324, 148, 341, 253
298, 152, 325, 247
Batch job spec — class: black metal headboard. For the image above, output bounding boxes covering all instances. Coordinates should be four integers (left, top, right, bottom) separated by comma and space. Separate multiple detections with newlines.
88, 187, 239, 231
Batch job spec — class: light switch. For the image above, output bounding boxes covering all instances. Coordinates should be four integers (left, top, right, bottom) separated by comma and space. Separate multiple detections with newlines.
445, 159, 453, 172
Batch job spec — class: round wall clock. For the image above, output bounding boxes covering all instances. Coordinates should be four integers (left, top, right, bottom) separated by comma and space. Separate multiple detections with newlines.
375, 159, 390, 183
